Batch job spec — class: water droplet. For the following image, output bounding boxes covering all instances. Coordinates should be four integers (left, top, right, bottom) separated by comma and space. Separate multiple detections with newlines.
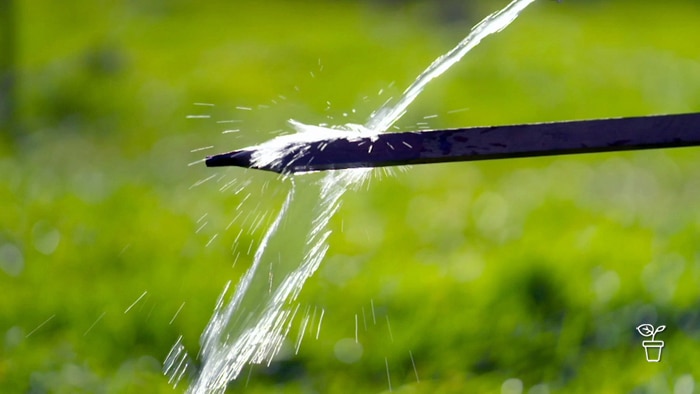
592, 269, 620, 304
675, 374, 695, 394
334, 338, 363, 364
501, 378, 523, 394
0, 243, 24, 277
32, 222, 60, 255
5, 326, 23, 349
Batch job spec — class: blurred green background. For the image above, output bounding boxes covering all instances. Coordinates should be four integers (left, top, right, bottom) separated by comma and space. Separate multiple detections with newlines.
2, 0, 700, 392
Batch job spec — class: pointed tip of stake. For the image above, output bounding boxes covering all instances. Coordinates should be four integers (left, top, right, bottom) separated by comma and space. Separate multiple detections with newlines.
205, 150, 255, 168
205, 148, 290, 174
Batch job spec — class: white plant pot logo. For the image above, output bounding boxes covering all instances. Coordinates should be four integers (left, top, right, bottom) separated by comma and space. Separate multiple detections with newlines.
636, 324, 665, 362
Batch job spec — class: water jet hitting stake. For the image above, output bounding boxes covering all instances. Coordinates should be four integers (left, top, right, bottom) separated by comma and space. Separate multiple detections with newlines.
206, 112, 700, 174
187, 0, 694, 390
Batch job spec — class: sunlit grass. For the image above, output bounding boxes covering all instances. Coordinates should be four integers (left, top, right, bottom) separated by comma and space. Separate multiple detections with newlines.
2, 0, 700, 392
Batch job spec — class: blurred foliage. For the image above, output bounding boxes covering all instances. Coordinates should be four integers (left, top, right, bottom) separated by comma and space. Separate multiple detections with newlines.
2, 0, 700, 393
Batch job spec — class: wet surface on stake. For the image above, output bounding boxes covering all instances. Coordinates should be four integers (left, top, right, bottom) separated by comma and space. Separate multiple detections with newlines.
206, 112, 700, 174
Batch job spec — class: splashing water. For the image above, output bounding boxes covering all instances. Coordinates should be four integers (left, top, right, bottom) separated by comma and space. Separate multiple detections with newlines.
366, 0, 538, 132
170, 1, 538, 392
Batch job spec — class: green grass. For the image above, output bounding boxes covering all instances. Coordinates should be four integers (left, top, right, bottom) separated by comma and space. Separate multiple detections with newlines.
2, 0, 700, 392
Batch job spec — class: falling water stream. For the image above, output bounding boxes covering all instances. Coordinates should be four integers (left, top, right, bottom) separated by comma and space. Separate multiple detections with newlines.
167, 1, 539, 392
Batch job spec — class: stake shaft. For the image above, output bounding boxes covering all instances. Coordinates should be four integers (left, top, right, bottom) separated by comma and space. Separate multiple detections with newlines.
206, 112, 700, 174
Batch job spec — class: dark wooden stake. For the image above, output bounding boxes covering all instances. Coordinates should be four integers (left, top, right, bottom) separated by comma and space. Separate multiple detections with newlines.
206, 112, 700, 174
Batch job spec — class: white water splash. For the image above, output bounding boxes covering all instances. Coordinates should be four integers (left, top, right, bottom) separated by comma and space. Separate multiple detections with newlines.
170, 1, 539, 392
366, 0, 538, 132
188, 167, 371, 393
243, 120, 379, 171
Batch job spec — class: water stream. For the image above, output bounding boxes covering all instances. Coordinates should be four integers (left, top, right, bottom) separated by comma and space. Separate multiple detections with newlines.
167, 1, 539, 392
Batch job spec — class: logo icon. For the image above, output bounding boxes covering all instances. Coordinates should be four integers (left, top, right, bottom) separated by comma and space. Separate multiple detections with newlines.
636, 324, 665, 362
